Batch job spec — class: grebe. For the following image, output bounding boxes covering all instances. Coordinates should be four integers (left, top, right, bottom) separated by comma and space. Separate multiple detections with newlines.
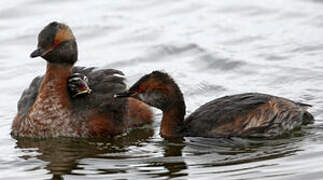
11, 22, 152, 138
115, 71, 314, 138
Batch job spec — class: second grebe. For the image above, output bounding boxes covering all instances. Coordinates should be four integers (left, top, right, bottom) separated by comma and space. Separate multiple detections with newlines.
115, 71, 314, 138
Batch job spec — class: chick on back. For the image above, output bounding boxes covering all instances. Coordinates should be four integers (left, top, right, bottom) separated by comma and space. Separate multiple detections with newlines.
12, 22, 152, 138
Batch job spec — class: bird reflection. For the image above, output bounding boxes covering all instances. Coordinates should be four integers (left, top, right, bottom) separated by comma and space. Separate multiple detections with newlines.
148, 138, 188, 179
14, 128, 154, 180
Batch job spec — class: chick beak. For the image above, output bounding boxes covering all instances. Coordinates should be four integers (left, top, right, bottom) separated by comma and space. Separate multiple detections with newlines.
72, 82, 92, 98
72, 89, 91, 98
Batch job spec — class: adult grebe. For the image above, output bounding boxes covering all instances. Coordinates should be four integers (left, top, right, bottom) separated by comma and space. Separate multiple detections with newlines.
115, 71, 314, 138
11, 22, 152, 138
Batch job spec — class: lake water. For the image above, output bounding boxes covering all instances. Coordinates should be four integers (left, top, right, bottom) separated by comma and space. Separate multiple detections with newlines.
1, 0, 323, 179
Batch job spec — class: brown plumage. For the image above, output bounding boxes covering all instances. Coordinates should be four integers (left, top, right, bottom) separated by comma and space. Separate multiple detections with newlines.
11, 22, 152, 138
127, 98, 153, 127
115, 71, 314, 138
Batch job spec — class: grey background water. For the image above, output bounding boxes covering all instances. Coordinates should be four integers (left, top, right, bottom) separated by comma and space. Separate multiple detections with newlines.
1, 0, 323, 179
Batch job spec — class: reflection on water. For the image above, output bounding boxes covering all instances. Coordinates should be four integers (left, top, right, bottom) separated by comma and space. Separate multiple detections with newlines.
15, 128, 154, 180
12, 126, 322, 180
1, 0, 323, 179
13, 128, 189, 180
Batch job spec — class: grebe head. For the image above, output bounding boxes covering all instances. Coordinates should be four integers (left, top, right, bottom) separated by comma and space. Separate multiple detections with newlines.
115, 71, 185, 112
68, 73, 92, 98
30, 21, 77, 65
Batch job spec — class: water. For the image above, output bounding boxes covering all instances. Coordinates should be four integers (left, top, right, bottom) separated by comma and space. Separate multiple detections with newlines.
1, 0, 323, 179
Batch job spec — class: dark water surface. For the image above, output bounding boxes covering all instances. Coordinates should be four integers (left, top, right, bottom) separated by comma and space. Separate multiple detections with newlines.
1, 0, 323, 179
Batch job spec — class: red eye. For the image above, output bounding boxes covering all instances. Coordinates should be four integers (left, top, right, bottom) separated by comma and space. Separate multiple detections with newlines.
53, 40, 60, 47
138, 87, 144, 93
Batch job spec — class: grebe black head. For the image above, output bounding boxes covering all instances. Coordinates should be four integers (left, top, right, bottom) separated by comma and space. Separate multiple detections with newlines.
115, 71, 186, 138
116, 71, 185, 112
30, 21, 77, 65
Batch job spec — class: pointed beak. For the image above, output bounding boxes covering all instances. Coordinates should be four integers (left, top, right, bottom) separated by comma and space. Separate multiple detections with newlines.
30, 47, 53, 58
114, 90, 136, 98
30, 48, 44, 58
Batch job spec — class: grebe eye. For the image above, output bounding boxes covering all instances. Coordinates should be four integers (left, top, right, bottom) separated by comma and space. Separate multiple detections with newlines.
138, 87, 144, 93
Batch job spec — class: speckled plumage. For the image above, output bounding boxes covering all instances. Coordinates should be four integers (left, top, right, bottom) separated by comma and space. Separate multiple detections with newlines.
12, 66, 128, 138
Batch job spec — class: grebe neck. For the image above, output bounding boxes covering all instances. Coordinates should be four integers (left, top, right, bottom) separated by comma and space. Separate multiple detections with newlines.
160, 90, 186, 138
36, 63, 73, 108
38, 63, 73, 93
44, 63, 73, 81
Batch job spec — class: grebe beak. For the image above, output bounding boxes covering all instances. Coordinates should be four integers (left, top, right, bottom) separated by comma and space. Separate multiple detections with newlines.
30, 47, 53, 58
114, 90, 136, 98
30, 48, 44, 58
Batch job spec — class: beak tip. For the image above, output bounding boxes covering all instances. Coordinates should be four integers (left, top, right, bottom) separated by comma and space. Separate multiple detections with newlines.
30, 49, 42, 58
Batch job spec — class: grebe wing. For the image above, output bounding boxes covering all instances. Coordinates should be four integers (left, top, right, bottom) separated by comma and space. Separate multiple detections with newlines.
15, 76, 42, 122
185, 93, 312, 138
70, 66, 127, 113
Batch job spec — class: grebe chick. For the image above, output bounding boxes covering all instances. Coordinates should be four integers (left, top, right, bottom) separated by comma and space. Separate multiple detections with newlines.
67, 72, 153, 128
115, 71, 314, 138
68, 73, 92, 98
11, 22, 152, 138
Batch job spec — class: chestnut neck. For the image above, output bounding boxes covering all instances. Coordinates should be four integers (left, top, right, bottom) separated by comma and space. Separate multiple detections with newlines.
38, 63, 73, 102
43, 63, 72, 84
160, 93, 186, 138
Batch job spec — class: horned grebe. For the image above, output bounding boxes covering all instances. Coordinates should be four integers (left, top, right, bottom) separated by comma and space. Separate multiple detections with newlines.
11, 22, 152, 138
115, 71, 314, 138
